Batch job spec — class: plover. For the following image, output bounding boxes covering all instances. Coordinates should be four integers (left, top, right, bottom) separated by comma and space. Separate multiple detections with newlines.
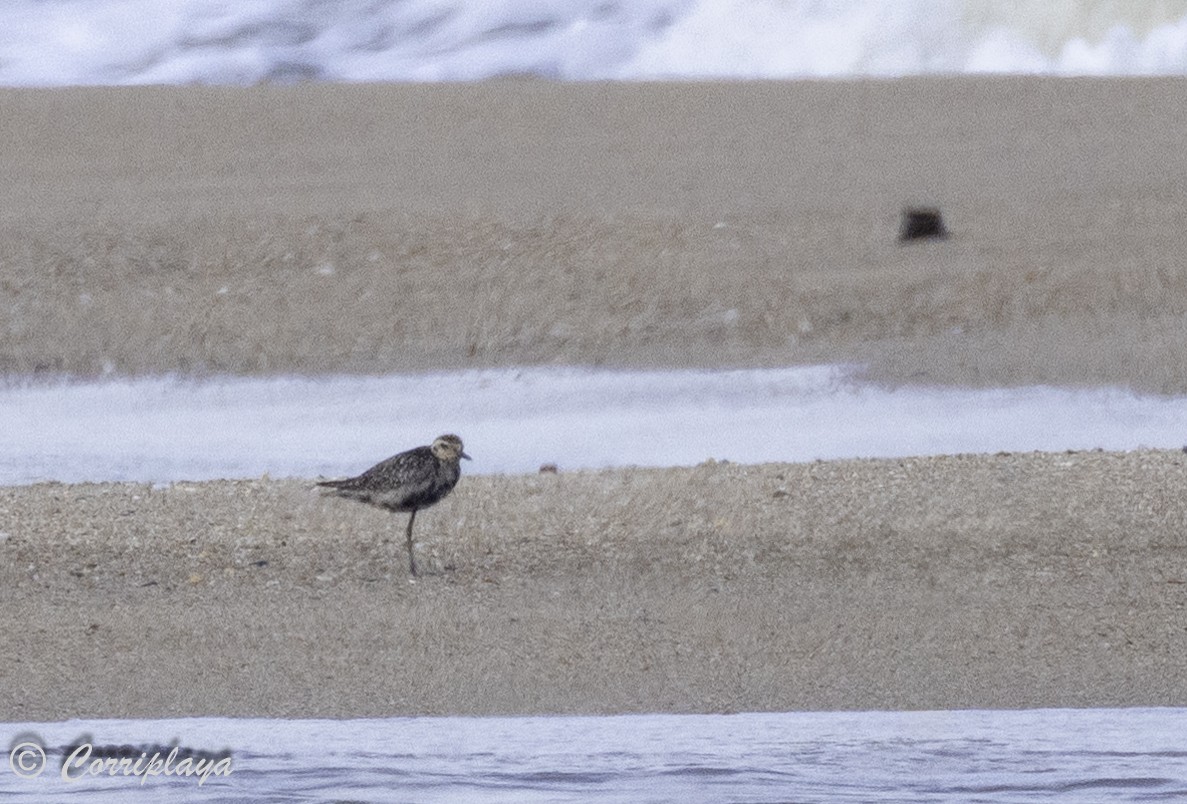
318, 434, 470, 578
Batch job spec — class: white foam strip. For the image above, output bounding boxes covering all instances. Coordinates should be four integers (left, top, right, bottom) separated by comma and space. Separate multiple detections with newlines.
1, 367, 1185, 484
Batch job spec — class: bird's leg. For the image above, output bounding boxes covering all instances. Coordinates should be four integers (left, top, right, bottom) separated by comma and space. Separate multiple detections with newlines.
405, 509, 418, 577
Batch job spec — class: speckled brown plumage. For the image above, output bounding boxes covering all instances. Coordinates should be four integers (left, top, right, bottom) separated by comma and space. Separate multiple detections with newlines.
318, 434, 470, 577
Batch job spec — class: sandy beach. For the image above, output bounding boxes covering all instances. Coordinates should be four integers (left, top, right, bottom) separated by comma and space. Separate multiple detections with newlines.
3, 78, 1187, 389
3, 450, 1187, 720
3, 78, 1187, 719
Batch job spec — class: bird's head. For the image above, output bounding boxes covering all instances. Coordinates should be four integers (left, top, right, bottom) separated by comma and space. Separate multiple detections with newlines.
431, 434, 471, 462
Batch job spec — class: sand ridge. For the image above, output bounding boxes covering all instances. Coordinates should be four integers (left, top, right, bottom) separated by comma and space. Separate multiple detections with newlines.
2, 450, 1186, 719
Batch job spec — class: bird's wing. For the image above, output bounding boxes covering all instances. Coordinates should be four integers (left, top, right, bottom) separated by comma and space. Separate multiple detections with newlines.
321, 446, 436, 493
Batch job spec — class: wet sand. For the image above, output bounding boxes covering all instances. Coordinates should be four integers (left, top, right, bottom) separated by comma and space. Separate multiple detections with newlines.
3, 78, 1187, 719
3, 79, 1187, 389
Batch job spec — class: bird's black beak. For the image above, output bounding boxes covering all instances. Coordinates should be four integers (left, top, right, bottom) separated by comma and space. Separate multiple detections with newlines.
461, 451, 472, 461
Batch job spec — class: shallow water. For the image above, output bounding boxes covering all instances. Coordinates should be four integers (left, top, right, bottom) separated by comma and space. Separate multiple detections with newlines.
3, 709, 1186, 802
2, 367, 1185, 485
